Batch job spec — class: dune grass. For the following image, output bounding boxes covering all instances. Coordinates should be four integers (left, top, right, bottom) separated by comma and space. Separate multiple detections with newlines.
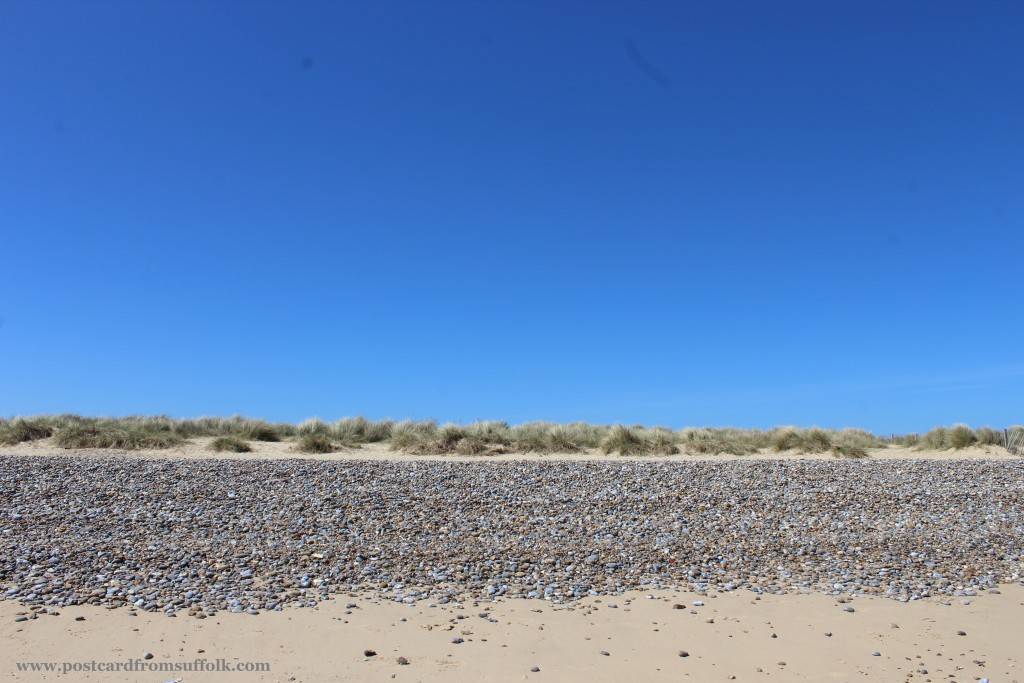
678, 429, 761, 455
832, 443, 869, 459
599, 425, 680, 455
914, 423, 1005, 451
332, 416, 393, 444
52, 422, 184, 450
0, 414, 1017, 457
0, 417, 55, 445
974, 426, 1003, 446
208, 436, 253, 453
296, 433, 337, 454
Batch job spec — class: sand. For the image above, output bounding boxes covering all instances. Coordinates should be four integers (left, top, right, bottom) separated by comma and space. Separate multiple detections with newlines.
3, 586, 1021, 682
0, 438, 1016, 462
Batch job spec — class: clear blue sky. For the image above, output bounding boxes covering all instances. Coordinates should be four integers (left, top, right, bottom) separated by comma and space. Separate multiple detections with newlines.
2, 1, 1022, 433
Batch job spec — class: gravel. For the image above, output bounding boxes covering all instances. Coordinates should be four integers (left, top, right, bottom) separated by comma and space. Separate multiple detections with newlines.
1, 455, 1023, 615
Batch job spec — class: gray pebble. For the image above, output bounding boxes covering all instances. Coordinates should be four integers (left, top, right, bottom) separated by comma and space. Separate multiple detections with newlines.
0, 456, 1020, 616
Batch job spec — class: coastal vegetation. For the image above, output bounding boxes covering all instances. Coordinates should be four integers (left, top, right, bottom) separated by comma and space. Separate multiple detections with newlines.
1, 415, 1017, 457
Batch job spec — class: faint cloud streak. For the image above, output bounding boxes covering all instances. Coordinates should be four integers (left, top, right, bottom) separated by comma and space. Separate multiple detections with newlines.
624, 39, 670, 88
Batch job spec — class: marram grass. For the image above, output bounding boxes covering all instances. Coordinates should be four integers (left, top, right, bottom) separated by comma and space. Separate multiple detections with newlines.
208, 436, 253, 453
0, 415, 1017, 458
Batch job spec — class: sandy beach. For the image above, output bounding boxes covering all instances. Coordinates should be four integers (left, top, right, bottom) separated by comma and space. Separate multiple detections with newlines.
3, 585, 1021, 682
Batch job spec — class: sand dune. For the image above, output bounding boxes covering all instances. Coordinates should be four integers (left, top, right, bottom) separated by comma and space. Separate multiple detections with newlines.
0, 438, 1016, 461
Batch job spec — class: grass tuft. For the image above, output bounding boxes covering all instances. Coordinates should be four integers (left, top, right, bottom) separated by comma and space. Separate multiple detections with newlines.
296, 433, 336, 453
918, 427, 949, 450
770, 427, 833, 453
53, 423, 184, 450
679, 429, 760, 455
947, 423, 977, 449
832, 443, 868, 459
209, 436, 253, 453
297, 418, 330, 436
245, 423, 282, 442
0, 418, 55, 445
917, 424, 987, 450
974, 427, 1003, 446
599, 425, 678, 455
600, 425, 647, 455
332, 416, 394, 444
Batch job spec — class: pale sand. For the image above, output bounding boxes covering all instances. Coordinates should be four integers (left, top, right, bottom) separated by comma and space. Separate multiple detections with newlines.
0, 438, 1017, 462
3, 586, 1021, 682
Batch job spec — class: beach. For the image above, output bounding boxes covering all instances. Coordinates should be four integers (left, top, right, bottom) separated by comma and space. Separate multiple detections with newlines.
1, 446, 1022, 681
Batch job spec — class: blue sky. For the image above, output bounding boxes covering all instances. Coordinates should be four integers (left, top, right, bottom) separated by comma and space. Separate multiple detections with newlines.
1, 1, 1022, 433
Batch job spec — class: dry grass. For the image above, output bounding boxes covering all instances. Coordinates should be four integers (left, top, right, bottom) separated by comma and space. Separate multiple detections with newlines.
296, 433, 336, 453
679, 428, 761, 455
52, 422, 184, 450
975, 427, 1003, 446
0, 418, 54, 445
332, 416, 393, 444
1, 415, 1017, 457
208, 436, 253, 453
915, 424, 1001, 451
599, 425, 679, 456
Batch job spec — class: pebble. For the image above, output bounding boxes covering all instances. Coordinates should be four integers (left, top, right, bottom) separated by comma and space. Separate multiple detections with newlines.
363, 650, 376, 657
678, 650, 689, 658
396, 656, 410, 665
1, 456, 1022, 614
143, 652, 153, 660
530, 666, 540, 672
